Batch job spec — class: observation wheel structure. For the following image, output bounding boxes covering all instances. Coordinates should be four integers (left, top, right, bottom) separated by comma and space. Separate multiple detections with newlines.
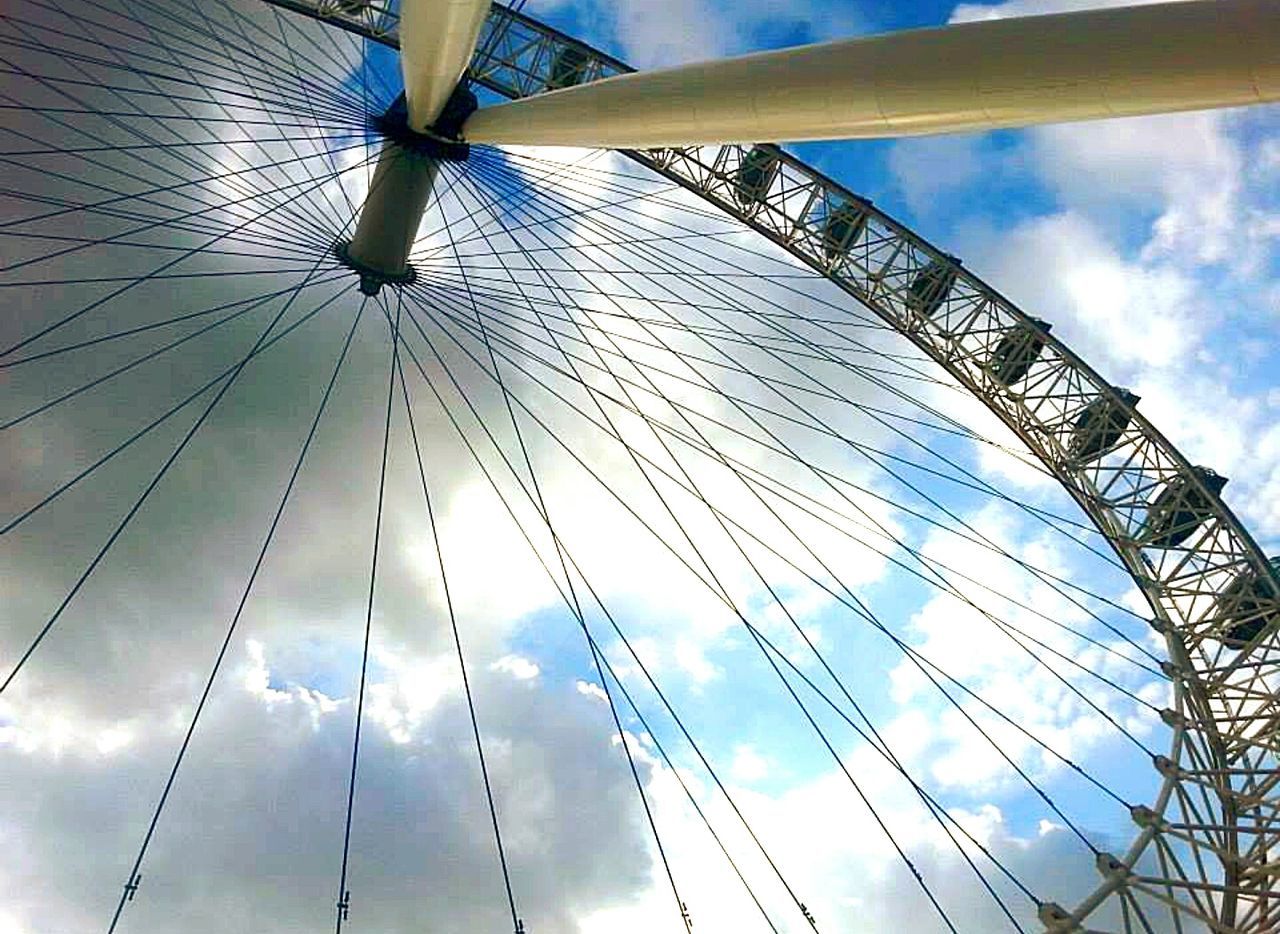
1, 1, 1277, 932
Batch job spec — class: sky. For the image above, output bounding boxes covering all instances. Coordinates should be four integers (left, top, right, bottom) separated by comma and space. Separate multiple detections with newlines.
1, 1, 1277, 933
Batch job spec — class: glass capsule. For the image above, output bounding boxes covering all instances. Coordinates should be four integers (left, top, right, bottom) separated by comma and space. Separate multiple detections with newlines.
905, 258, 959, 318
1069, 389, 1139, 463
733, 146, 779, 209
1139, 467, 1227, 549
821, 200, 868, 263
1216, 556, 1280, 649
547, 45, 591, 90
990, 318, 1051, 386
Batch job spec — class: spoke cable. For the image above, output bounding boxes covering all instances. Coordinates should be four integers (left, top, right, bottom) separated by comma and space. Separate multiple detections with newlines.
105, 294, 368, 934
333, 293, 400, 934
0, 257, 339, 695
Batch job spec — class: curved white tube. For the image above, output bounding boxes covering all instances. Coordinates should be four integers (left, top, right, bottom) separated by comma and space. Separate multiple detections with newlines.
400, 0, 492, 131
462, 0, 1278, 148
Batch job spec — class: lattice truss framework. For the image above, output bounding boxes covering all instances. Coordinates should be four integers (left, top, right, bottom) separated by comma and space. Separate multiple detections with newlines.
221, 1, 1279, 930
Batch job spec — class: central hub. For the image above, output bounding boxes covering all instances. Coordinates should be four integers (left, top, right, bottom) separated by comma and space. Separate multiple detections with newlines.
337, 83, 477, 296
372, 84, 477, 162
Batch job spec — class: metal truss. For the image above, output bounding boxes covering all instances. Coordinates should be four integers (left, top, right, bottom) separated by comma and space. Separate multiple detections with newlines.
265, 2, 1280, 929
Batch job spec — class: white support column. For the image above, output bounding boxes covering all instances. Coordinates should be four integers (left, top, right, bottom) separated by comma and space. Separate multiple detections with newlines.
341, 146, 439, 291
400, 0, 493, 132
462, 0, 1278, 148
340, 0, 491, 291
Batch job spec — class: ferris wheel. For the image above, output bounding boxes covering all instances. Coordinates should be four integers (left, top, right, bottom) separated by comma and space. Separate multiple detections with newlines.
1, 0, 1277, 932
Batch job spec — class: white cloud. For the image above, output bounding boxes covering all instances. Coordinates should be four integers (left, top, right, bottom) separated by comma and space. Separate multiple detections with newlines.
609, 0, 727, 66
592, 730, 1126, 933
728, 743, 769, 783
93, 725, 133, 756
951, 0, 1194, 23
966, 210, 1203, 372
490, 653, 542, 680
539, 0, 863, 67
1030, 111, 1263, 273
674, 636, 721, 685
243, 638, 290, 703
0, 912, 31, 934
887, 136, 984, 219
887, 501, 1159, 794
575, 679, 609, 702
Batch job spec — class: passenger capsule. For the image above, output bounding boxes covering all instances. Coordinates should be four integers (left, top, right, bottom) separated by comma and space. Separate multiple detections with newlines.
905, 257, 959, 318
821, 200, 869, 262
1069, 389, 1139, 463
547, 45, 591, 90
733, 146, 779, 209
1139, 467, 1227, 549
989, 318, 1051, 386
1216, 556, 1280, 648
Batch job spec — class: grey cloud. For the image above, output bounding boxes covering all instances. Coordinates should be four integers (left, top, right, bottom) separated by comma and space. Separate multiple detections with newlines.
3, 659, 653, 933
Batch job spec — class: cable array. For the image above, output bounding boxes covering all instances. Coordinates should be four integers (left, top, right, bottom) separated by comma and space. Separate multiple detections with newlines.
3, 2, 1268, 932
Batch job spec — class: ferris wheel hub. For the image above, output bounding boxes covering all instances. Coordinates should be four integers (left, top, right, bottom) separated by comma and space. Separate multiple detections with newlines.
334, 240, 419, 296
372, 86, 477, 163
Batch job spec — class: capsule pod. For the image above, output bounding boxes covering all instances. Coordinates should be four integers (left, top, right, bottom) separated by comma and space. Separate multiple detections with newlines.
1069, 389, 1139, 463
1216, 556, 1280, 648
989, 318, 1051, 386
733, 146, 779, 209
1139, 466, 1228, 549
905, 257, 960, 318
821, 200, 869, 262
547, 45, 591, 90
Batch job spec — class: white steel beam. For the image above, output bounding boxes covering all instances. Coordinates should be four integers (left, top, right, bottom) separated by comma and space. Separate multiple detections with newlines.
400, 0, 492, 131
462, 0, 1278, 148
342, 145, 439, 284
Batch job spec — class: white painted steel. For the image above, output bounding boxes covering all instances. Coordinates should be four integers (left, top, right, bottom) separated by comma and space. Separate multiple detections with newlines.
400, 0, 492, 130
462, 0, 1279, 148
345, 144, 439, 276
